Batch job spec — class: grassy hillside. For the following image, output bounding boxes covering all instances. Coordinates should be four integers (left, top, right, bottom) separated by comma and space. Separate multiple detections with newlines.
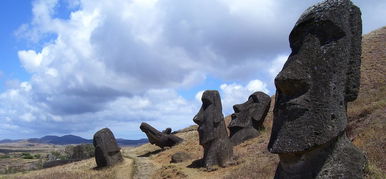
347, 26, 386, 177
1, 152, 133, 179
2, 27, 385, 179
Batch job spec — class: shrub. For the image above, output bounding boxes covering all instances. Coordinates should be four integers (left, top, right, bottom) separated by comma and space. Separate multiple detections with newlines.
21, 153, 34, 159
0, 155, 10, 159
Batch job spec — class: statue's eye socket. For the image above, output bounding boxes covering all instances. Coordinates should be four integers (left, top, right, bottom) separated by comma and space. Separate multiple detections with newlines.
250, 95, 259, 103
202, 98, 212, 110
289, 18, 345, 55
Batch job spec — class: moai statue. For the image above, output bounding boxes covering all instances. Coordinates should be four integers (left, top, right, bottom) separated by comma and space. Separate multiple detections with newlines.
268, 0, 367, 178
193, 90, 233, 170
228, 91, 271, 145
93, 128, 123, 168
140, 122, 183, 149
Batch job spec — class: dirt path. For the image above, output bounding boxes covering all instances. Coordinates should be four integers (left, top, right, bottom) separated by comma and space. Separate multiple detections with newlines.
122, 148, 159, 179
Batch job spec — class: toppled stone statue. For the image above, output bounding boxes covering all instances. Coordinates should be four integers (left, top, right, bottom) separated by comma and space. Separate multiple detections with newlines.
228, 91, 271, 145
193, 90, 233, 170
93, 128, 123, 168
140, 122, 183, 149
268, 0, 366, 178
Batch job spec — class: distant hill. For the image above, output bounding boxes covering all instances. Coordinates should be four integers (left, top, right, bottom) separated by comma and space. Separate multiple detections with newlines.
0, 139, 22, 144
27, 135, 91, 145
0, 135, 148, 146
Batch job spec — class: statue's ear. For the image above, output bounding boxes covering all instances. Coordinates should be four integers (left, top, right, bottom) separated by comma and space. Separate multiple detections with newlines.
213, 114, 224, 124
345, 5, 362, 102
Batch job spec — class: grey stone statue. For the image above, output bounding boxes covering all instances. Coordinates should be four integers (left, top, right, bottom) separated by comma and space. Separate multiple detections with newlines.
93, 128, 123, 168
193, 90, 233, 169
268, 0, 366, 178
140, 122, 183, 149
228, 91, 271, 145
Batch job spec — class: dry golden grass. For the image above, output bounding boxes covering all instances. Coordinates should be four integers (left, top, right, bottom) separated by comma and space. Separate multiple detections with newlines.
345, 26, 386, 178
1, 157, 133, 179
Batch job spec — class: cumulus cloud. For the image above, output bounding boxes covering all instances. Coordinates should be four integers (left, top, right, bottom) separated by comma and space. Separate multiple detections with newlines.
220, 80, 269, 115
1, 0, 385, 139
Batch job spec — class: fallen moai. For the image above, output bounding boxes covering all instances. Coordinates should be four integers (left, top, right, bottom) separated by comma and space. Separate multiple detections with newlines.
140, 122, 183, 149
193, 90, 233, 170
268, 0, 367, 178
228, 91, 271, 145
93, 128, 123, 168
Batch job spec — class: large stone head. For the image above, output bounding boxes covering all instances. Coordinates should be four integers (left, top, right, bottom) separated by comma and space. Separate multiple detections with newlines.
268, 0, 362, 153
140, 122, 162, 144
193, 90, 225, 145
228, 92, 271, 136
93, 128, 122, 167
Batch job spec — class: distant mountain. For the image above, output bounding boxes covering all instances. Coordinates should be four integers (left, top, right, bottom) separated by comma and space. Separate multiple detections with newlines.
27, 135, 92, 145
0, 135, 148, 146
0, 139, 22, 143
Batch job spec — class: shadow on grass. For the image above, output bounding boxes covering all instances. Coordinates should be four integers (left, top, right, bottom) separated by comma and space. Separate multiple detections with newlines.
138, 149, 163, 157
187, 158, 203, 168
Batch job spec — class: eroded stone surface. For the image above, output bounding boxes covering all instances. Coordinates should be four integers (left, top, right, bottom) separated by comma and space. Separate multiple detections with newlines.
268, 0, 366, 178
140, 122, 182, 149
93, 128, 123, 167
193, 90, 233, 169
228, 91, 271, 145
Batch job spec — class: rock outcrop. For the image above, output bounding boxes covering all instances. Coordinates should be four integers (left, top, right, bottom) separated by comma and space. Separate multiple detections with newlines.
140, 122, 183, 149
93, 128, 123, 168
228, 91, 271, 145
268, 0, 367, 178
193, 90, 233, 169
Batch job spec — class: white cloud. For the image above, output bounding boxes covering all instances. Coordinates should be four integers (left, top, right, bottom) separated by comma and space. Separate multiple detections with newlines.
195, 90, 205, 102
269, 55, 288, 78
220, 79, 269, 115
18, 50, 43, 72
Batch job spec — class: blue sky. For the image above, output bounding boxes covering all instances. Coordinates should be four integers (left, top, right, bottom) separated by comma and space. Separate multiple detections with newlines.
0, 0, 385, 140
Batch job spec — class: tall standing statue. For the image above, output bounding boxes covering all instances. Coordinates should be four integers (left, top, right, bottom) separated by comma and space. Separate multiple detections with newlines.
93, 128, 123, 168
228, 91, 271, 145
193, 90, 233, 170
268, 0, 367, 178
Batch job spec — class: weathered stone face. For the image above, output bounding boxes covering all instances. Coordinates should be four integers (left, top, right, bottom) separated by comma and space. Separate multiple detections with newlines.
193, 90, 233, 168
140, 122, 182, 148
193, 90, 227, 145
268, 0, 362, 153
228, 92, 271, 145
93, 128, 123, 167
268, 0, 366, 178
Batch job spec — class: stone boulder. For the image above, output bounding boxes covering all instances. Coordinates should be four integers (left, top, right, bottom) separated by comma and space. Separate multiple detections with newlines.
171, 152, 192, 163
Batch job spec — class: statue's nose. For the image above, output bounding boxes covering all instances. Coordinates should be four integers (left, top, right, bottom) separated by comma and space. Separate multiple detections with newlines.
193, 115, 201, 124
275, 60, 310, 97
233, 104, 242, 113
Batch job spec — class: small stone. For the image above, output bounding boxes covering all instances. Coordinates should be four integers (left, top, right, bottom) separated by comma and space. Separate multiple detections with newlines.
171, 152, 191, 163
